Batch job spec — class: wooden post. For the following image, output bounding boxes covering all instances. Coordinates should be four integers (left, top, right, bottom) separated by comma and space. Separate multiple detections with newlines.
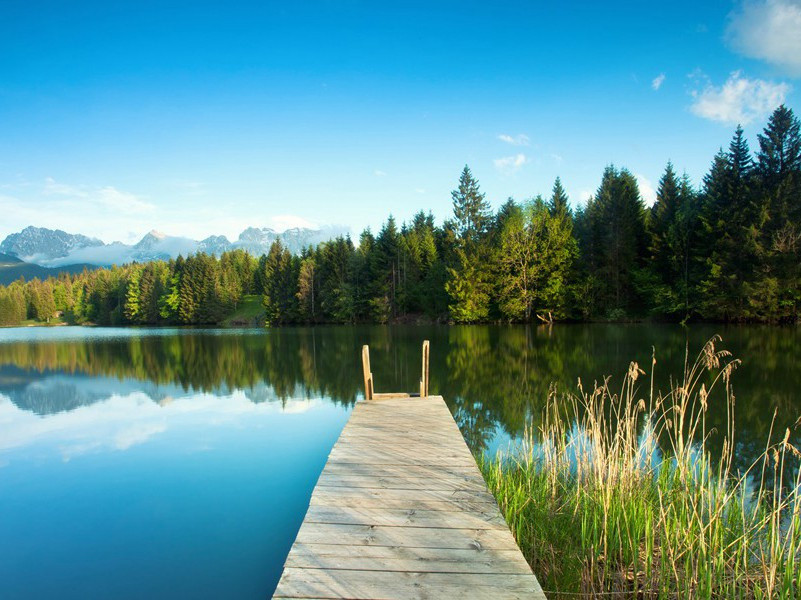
361, 345, 373, 400
420, 340, 430, 398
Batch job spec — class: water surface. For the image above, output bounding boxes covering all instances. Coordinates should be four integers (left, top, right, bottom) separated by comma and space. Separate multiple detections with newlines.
0, 324, 798, 598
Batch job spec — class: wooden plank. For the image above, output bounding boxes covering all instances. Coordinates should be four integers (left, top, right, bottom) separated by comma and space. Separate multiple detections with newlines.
294, 522, 522, 550
276, 568, 542, 599
273, 395, 544, 599
321, 462, 483, 479
311, 487, 498, 508
284, 544, 533, 574
304, 506, 508, 529
315, 475, 482, 492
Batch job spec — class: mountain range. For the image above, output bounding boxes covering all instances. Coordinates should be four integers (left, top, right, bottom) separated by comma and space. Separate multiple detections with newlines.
0, 225, 348, 284
1, 225, 348, 266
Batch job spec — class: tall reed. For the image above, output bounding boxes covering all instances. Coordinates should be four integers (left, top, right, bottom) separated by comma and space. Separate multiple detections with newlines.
480, 336, 801, 598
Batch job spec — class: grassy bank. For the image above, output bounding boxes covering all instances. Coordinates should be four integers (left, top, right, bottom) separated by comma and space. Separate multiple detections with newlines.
480, 336, 800, 598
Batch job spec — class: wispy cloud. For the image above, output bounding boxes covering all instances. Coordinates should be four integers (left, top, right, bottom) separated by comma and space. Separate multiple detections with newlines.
493, 153, 528, 175
635, 173, 657, 206
43, 177, 156, 215
727, 0, 801, 76
373, 169, 387, 177
497, 133, 530, 146
269, 214, 319, 231
652, 73, 666, 91
689, 71, 789, 124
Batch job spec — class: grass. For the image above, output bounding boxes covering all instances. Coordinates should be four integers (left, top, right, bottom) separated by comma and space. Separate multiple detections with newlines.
221, 294, 265, 326
480, 336, 801, 598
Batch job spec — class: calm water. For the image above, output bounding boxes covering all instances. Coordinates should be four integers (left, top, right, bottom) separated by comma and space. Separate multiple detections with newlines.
1, 324, 799, 598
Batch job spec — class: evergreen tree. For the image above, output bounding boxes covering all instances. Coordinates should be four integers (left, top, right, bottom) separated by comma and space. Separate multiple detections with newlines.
296, 256, 317, 322
446, 166, 492, 322
757, 105, 801, 183
754, 105, 801, 320
369, 216, 401, 322
549, 177, 570, 217
699, 128, 761, 319
590, 166, 648, 316
451, 165, 492, 243
262, 240, 299, 324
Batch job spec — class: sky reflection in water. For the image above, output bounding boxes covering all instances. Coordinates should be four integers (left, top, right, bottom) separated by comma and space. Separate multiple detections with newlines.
0, 324, 798, 598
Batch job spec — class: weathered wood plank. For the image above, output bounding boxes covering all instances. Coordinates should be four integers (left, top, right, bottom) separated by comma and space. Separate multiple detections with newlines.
276, 568, 542, 599
311, 486, 498, 508
284, 543, 533, 574
294, 522, 521, 550
321, 462, 484, 480
304, 505, 508, 529
273, 395, 544, 599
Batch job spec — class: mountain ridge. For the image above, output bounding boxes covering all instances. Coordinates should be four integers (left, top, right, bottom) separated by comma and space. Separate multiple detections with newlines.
0, 224, 349, 269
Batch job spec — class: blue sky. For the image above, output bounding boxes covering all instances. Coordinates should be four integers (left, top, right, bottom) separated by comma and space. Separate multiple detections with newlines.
1, 0, 799, 243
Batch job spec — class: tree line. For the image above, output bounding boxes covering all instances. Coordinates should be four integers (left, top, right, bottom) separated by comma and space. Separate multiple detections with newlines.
1, 104, 799, 327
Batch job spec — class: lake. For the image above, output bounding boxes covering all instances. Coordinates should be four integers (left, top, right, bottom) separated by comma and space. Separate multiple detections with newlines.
0, 324, 799, 598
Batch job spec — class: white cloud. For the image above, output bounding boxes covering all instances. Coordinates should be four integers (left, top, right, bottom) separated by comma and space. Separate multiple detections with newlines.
652, 73, 666, 90
115, 422, 168, 450
96, 186, 156, 215
374, 169, 387, 177
635, 174, 657, 206
690, 71, 789, 124
0, 389, 332, 463
269, 214, 319, 231
727, 0, 801, 76
43, 178, 155, 215
497, 133, 530, 146
549, 153, 563, 164
414, 188, 426, 194
579, 190, 593, 203
493, 153, 528, 175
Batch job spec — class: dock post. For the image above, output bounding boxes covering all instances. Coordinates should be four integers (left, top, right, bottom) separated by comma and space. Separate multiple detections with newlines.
361, 345, 373, 400
420, 340, 430, 397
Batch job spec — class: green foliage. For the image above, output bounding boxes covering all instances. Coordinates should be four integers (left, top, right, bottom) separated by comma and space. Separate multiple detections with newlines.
447, 166, 493, 322
496, 196, 576, 320
481, 338, 801, 597
262, 240, 300, 324
0, 283, 27, 326
1, 105, 800, 326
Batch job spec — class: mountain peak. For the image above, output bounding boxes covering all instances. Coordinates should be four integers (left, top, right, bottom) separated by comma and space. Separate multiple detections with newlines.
0, 226, 103, 261
0, 224, 349, 268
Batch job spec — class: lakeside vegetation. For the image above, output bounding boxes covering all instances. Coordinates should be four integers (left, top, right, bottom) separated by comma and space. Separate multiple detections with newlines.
481, 337, 801, 598
1, 105, 800, 328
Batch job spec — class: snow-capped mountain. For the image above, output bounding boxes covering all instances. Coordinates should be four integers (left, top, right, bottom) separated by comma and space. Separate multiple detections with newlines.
0, 226, 103, 262
0, 225, 348, 268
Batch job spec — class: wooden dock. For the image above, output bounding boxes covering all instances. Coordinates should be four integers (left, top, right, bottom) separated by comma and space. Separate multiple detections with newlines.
273, 343, 545, 599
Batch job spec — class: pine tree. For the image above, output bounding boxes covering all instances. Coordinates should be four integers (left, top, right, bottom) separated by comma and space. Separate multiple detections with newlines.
124, 265, 142, 323
591, 166, 648, 316
755, 105, 801, 320
757, 105, 801, 182
369, 216, 401, 322
699, 127, 761, 319
296, 256, 316, 322
446, 166, 493, 322
549, 177, 570, 217
451, 165, 492, 244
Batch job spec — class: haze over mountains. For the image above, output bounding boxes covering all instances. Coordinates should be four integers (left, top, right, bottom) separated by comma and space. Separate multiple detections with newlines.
0, 225, 349, 269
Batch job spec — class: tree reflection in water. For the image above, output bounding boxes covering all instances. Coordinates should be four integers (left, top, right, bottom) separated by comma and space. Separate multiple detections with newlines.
0, 324, 798, 468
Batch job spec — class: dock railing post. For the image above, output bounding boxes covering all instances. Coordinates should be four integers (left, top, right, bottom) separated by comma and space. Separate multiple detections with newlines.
361, 345, 373, 400
420, 340, 430, 398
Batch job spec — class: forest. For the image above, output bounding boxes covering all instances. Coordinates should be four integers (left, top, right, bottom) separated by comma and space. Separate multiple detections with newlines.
0, 104, 799, 327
